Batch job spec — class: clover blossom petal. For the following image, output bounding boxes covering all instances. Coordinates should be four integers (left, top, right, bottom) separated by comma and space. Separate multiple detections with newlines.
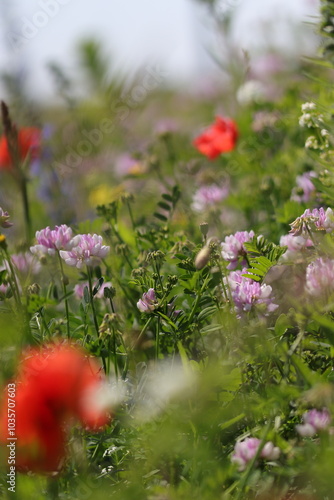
30, 225, 74, 256
221, 230, 254, 270
225, 269, 278, 317
137, 288, 158, 313
59, 234, 110, 269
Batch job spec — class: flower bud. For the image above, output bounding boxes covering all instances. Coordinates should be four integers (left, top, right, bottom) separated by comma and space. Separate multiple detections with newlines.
195, 246, 211, 270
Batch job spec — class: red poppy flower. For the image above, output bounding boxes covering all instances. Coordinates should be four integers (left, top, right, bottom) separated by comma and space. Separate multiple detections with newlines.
0, 127, 41, 170
0, 344, 110, 472
193, 117, 238, 160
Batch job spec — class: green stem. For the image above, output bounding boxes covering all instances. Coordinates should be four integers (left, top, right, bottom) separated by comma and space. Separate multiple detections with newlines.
57, 253, 70, 339
156, 316, 161, 360
188, 272, 211, 325
87, 266, 100, 336
19, 177, 32, 245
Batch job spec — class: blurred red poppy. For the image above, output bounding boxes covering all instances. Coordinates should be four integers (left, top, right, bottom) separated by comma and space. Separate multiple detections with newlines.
193, 117, 238, 159
0, 127, 41, 170
0, 343, 110, 472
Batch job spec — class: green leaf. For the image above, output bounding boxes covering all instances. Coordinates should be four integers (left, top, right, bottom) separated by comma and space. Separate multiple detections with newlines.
154, 212, 168, 222
157, 201, 172, 211
200, 324, 223, 334
219, 413, 246, 430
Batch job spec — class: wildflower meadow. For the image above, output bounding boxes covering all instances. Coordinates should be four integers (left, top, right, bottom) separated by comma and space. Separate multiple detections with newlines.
2, 1, 334, 499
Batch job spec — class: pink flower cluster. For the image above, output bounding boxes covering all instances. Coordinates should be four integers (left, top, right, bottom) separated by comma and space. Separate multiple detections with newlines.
221, 230, 254, 270
296, 408, 331, 437
305, 257, 334, 297
226, 269, 278, 316
30, 225, 110, 269
30, 225, 74, 256
137, 288, 158, 313
60, 234, 110, 269
290, 207, 334, 236
231, 437, 280, 471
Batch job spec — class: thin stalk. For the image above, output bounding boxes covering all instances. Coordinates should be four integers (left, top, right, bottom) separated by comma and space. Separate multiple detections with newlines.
57, 253, 70, 339
87, 266, 100, 336
188, 272, 211, 325
19, 176, 32, 244
156, 316, 160, 360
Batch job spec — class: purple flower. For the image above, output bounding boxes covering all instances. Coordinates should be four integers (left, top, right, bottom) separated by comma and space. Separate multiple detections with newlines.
289, 207, 334, 236
137, 288, 158, 313
191, 184, 229, 212
296, 408, 331, 437
225, 269, 278, 317
231, 437, 280, 471
74, 281, 112, 300
221, 231, 254, 270
291, 171, 317, 203
59, 234, 110, 269
305, 258, 334, 297
30, 225, 74, 256
0, 207, 13, 228
279, 233, 313, 261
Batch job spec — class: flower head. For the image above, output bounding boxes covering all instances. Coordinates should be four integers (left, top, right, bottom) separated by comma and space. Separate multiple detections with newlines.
231, 437, 280, 471
137, 288, 158, 313
289, 207, 334, 236
221, 230, 254, 270
0, 207, 13, 228
296, 408, 331, 437
59, 233, 110, 269
191, 184, 229, 212
193, 117, 238, 159
225, 269, 278, 317
0, 343, 110, 472
0, 127, 41, 170
30, 225, 74, 257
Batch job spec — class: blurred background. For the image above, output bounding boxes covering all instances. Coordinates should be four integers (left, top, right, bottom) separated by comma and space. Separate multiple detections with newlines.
0, 0, 320, 102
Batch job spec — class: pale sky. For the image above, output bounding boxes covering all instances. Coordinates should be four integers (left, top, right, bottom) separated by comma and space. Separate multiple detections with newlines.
0, 0, 320, 100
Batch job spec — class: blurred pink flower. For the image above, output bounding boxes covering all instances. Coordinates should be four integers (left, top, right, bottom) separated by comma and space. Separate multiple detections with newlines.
231, 437, 280, 471
291, 172, 317, 203
74, 281, 112, 300
12, 252, 41, 275
192, 184, 229, 212
305, 257, 334, 297
279, 234, 313, 261
225, 269, 278, 317
60, 234, 110, 269
296, 408, 331, 437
